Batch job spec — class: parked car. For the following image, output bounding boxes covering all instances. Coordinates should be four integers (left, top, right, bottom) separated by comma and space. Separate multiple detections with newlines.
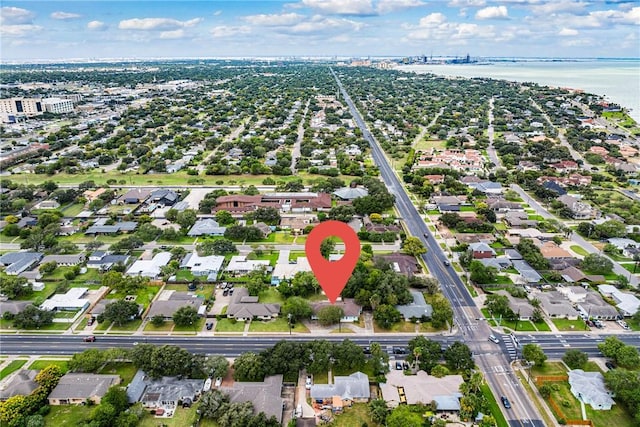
83, 336, 96, 342
501, 396, 511, 409
489, 335, 500, 344
214, 377, 222, 387
605, 361, 616, 370
206, 322, 213, 330
87, 317, 95, 326
222, 289, 229, 296
305, 375, 313, 389
395, 361, 403, 370
617, 319, 630, 330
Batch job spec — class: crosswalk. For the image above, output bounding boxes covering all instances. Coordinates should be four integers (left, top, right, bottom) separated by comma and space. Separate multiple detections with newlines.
502, 334, 518, 360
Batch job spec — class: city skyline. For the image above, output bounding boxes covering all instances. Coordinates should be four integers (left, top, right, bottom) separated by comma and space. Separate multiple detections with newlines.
1, 0, 639, 61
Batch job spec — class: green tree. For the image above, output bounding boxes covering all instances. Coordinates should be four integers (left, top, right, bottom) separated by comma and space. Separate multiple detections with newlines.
199, 389, 230, 419
176, 209, 198, 231
332, 339, 366, 372
233, 352, 265, 382
101, 300, 139, 326
408, 336, 442, 373
401, 236, 427, 257
563, 349, 588, 369
522, 343, 547, 366
581, 253, 614, 274
215, 210, 235, 225
245, 271, 268, 296
282, 297, 313, 321
204, 355, 229, 379
151, 315, 165, 327
172, 306, 199, 327
616, 346, 640, 370
373, 304, 402, 329
69, 349, 107, 373
386, 405, 423, 427
34, 365, 63, 390
0, 275, 32, 299
198, 238, 237, 255
368, 399, 389, 425
469, 260, 498, 284
102, 386, 129, 414
431, 294, 453, 329
444, 342, 474, 372
320, 237, 335, 259
252, 207, 281, 225
317, 305, 344, 327
598, 336, 626, 359
12, 306, 54, 329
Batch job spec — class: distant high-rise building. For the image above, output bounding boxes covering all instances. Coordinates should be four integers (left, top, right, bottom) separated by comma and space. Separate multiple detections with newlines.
0, 98, 43, 119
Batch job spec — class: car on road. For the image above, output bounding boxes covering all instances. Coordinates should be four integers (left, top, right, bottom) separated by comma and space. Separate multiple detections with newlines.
392, 346, 407, 355
423, 232, 429, 238
443, 260, 450, 266
83, 336, 96, 342
501, 396, 511, 409
488, 335, 500, 344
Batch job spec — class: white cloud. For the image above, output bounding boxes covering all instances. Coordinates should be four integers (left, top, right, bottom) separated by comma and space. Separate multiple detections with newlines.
530, 1, 588, 16
0, 24, 43, 37
51, 11, 81, 20
300, 0, 375, 16
286, 15, 363, 34
119, 17, 203, 31
475, 5, 509, 20
448, 0, 486, 7
160, 29, 186, 39
408, 12, 496, 41
418, 13, 447, 26
1, 6, 34, 25
87, 20, 107, 31
559, 27, 578, 36
213, 10, 222, 16
210, 25, 251, 38
243, 13, 304, 26
376, 0, 425, 14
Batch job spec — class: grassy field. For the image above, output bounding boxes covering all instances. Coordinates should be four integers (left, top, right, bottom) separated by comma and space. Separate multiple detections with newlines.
551, 318, 589, 331
138, 406, 200, 427
415, 138, 446, 151
481, 383, 509, 427
531, 361, 566, 377
248, 318, 310, 333
570, 245, 589, 256
586, 402, 636, 427
45, 404, 93, 426
173, 317, 205, 333
214, 318, 245, 333
258, 288, 285, 304
144, 321, 174, 332
0, 359, 27, 380
109, 319, 143, 332
98, 362, 138, 385
328, 402, 377, 427
27, 359, 69, 373
545, 381, 583, 421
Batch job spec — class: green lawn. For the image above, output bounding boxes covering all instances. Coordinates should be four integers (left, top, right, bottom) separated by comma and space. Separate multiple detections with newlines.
534, 321, 551, 332
144, 321, 174, 332
328, 403, 377, 427
214, 318, 246, 332
586, 402, 636, 427
139, 405, 201, 427
175, 270, 196, 281
582, 361, 603, 373
0, 360, 27, 380
551, 318, 590, 331
60, 203, 86, 217
531, 361, 566, 377
258, 288, 285, 304
109, 319, 143, 332
173, 318, 205, 333
481, 383, 509, 427
27, 359, 69, 373
45, 404, 93, 426
545, 381, 583, 421
248, 318, 310, 333
98, 362, 138, 385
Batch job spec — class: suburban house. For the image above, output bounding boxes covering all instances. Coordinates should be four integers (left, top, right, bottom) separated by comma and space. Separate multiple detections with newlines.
380, 370, 463, 410
494, 290, 535, 320
310, 372, 370, 411
146, 291, 205, 320
557, 195, 598, 220
512, 260, 542, 284
431, 195, 465, 212
180, 252, 225, 281
34, 200, 60, 210
16, 217, 37, 229
86, 251, 130, 271
83, 188, 107, 204
539, 242, 573, 260
597, 284, 640, 317
126, 370, 204, 411
333, 187, 368, 201
479, 257, 512, 270
253, 222, 273, 238
126, 252, 172, 279
312, 299, 362, 323
271, 256, 311, 285
226, 287, 280, 321
395, 291, 433, 321
0, 370, 38, 401
576, 291, 619, 320
213, 192, 332, 215
0, 252, 43, 276
376, 253, 421, 276
48, 373, 120, 405
538, 291, 579, 319
220, 375, 284, 424
0, 300, 32, 316
85, 219, 138, 235
187, 219, 227, 237
559, 266, 604, 284
557, 286, 588, 304
225, 256, 270, 276
280, 216, 315, 234
119, 189, 151, 204
488, 199, 524, 213
468, 242, 496, 259
40, 254, 86, 267
40, 287, 90, 312
568, 370, 615, 411
148, 189, 179, 206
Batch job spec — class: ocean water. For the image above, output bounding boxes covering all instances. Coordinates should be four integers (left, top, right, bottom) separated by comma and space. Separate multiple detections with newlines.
397, 60, 640, 123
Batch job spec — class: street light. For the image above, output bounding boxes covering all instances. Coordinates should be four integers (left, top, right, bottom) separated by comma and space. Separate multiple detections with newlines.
287, 313, 293, 335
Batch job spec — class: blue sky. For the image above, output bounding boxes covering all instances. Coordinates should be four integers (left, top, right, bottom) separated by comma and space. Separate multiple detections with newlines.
1, 1, 638, 60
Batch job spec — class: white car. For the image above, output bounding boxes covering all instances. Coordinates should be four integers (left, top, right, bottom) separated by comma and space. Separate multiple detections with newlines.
489, 335, 500, 344
305, 375, 313, 389
214, 377, 222, 387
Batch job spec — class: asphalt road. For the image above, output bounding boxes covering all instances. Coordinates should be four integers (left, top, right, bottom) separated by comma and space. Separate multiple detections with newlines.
332, 69, 544, 427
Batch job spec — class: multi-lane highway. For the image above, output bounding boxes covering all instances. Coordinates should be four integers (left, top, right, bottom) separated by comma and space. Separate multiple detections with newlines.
331, 68, 544, 426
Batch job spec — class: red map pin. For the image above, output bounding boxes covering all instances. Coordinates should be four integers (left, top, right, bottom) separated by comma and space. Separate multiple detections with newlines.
305, 220, 361, 304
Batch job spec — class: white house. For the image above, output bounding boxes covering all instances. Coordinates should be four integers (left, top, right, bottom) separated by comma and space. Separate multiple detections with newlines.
225, 256, 270, 276
598, 284, 640, 317
40, 287, 90, 312
180, 252, 225, 281
126, 252, 172, 278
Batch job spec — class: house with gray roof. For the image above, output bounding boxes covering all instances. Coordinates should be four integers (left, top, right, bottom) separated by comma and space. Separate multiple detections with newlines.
568, 370, 614, 410
312, 298, 362, 323
598, 284, 640, 317
85, 219, 138, 235
494, 290, 535, 320
40, 254, 85, 266
479, 257, 512, 270
333, 187, 368, 201
0, 300, 32, 316
395, 291, 433, 321
0, 370, 39, 401
557, 195, 598, 220
226, 287, 280, 321
538, 291, 578, 319
220, 375, 284, 423
512, 260, 542, 283
86, 251, 130, 271
187, 219, 227, 237
0, 252, 43, 275
146, 291, 204, 320
149, 189, 179, 206
576, 291, 619, 320
310, 372, 370, 403
48, 373, 120, 405
180, 252, 224, 281
126, 369, 204, 411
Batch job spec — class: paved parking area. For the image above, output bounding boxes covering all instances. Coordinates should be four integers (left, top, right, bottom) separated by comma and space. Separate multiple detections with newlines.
208, 287, 231, 316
